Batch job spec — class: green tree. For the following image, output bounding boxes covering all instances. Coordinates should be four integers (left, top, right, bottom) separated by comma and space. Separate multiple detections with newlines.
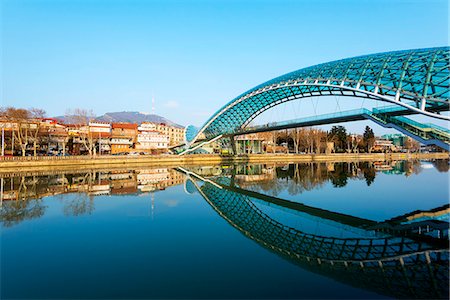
328, 126, 348, 152
363, 126, 375, 153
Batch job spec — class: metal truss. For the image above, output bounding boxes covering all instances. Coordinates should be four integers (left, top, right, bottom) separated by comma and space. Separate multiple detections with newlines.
185, 173, 449, 299
192, 47, 449, 144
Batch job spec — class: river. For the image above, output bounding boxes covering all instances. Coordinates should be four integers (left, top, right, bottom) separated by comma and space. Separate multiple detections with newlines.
1, 159, 449, 299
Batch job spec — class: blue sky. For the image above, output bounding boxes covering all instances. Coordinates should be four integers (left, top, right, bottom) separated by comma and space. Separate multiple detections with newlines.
1, 0, 448, 132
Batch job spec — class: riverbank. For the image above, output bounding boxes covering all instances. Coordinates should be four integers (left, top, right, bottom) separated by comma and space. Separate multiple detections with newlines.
0, 152, 447, 174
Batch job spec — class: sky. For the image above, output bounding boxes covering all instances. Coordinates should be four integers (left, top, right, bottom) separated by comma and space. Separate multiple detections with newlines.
1, 0, 449, 134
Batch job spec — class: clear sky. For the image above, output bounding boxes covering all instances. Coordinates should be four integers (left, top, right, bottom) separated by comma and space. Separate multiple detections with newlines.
1, 0, 449, 133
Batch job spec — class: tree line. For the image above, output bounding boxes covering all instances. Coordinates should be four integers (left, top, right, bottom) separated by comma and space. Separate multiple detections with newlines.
258, 125, 383, 154
0, 106, 99, 157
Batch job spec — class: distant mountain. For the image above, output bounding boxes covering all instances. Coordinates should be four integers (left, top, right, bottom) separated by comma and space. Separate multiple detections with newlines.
96, 111, 184, 127
55, 111, 184, 128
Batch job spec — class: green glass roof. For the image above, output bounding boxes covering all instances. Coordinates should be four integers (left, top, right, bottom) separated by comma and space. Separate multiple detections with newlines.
193, 47, 449, 143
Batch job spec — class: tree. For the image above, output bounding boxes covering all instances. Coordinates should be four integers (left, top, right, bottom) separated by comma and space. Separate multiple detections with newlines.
289, 128, 300, 154
3, 107, 45, 156
29, 108, 46, 157
305, 127, 315, 153
347, 134, 363, 153
4, 107, 29, 156
330, 163, 349, 187
404, 137, 420, 153
362, 126, 375, 153
328, 126, 348, 152
311, 128, 326, 154
256, 131, 273, 153
361, 162, 376, 186
65, 108, 96, 156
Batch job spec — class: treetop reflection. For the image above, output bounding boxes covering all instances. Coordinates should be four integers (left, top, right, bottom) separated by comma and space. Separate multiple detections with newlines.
178, 163, 449, 299
1, 160, 449, 299
0, 160, 448, 227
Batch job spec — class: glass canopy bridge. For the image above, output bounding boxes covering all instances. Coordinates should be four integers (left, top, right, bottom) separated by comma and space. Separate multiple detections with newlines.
180, 47, 450, 154
177, 167, 449, 299
236, 105, 450, 151
181, 104, 450, 154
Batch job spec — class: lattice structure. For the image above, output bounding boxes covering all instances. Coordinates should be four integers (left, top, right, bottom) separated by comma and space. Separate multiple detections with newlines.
193, 47, 449, 143
201, 180, 438, 262
195, 179, 449, 299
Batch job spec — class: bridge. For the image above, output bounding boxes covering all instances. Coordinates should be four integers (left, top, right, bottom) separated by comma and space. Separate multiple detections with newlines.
181, 47, 450, 153
178, 167, 450, 299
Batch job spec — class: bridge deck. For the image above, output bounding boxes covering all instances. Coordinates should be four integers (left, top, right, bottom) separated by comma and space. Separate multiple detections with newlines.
236, 104, 448, 136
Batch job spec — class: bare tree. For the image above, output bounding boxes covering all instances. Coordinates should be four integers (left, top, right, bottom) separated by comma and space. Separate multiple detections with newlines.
290, 128, 305, 154
311, 128, 326, 154
3, 107, 47, 156
29, 108, 46, 156
65, 108, 96, 156
305, 127, 315, 153
271, 130, 278, 153
347, 135, 362, 153
4, 107, 31, 156
404, 137, 420, 153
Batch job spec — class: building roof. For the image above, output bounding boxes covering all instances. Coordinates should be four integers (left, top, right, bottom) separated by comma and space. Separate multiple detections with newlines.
112, 123, 138, 129
97, 132, 112, 138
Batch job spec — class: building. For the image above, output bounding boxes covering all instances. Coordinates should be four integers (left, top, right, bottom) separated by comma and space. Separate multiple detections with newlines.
98, 133, 111, 154
136, 168, 184, 192
136, 123, 169, 151
110, 137, 133, 154
89, 122, 112, 154
0, 119, 19, 156
110, 123, 138, 154
89, 122, 111, 134
43, 122, 69, 155
373, 138, 395, 152
136, 122, 184, 146
111, 123, 138, 142
234, 134, 264, 154
382, 134, 408, 148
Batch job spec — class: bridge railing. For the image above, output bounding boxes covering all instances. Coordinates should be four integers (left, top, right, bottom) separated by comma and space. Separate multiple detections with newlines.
241, 108, 370, 132
425, 123, 450, 134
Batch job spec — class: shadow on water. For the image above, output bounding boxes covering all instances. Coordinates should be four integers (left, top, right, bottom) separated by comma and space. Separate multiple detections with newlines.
1, 159, 449, 299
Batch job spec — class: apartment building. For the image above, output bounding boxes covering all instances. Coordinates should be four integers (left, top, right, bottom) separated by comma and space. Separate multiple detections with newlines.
110, 123, 138, 154
136, 123, 169, 151
135, 122, 184, 146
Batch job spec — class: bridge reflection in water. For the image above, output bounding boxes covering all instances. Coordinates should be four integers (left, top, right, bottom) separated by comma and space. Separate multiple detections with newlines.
179, 165, 449, 299
1, 161, 448, 298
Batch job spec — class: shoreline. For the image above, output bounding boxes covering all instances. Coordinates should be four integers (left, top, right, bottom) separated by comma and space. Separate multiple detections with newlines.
0, 152, 447, 174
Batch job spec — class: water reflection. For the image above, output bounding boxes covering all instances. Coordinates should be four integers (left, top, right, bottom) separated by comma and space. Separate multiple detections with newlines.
1, 160, 448, 227
231, 160, 428, 195
0, 169, 184, 226
179, 163, 449, 299
1, 160, 449, 299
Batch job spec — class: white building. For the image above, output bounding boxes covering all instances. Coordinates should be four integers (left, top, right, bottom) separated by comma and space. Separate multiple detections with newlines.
138, 122, 184, 146
89, 122, 111, 134
136, 124, 169, 150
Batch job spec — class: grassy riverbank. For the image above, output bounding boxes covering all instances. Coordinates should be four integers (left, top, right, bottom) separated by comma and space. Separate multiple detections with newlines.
0, 152, 447, 174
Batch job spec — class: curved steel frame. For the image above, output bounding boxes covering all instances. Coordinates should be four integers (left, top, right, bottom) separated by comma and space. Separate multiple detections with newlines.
191, 47, 450, 144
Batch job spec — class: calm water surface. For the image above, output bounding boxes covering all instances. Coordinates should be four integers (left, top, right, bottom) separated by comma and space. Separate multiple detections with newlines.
1, 160, 449, 299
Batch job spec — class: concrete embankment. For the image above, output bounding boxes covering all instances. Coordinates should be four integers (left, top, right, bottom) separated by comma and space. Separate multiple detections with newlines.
0, 152, 447, 174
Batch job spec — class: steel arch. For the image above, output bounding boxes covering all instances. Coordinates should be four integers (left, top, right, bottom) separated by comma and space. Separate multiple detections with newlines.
192, 47, 450, 144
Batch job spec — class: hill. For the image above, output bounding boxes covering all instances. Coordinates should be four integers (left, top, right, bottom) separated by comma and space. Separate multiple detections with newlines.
55, 111, 184, 128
